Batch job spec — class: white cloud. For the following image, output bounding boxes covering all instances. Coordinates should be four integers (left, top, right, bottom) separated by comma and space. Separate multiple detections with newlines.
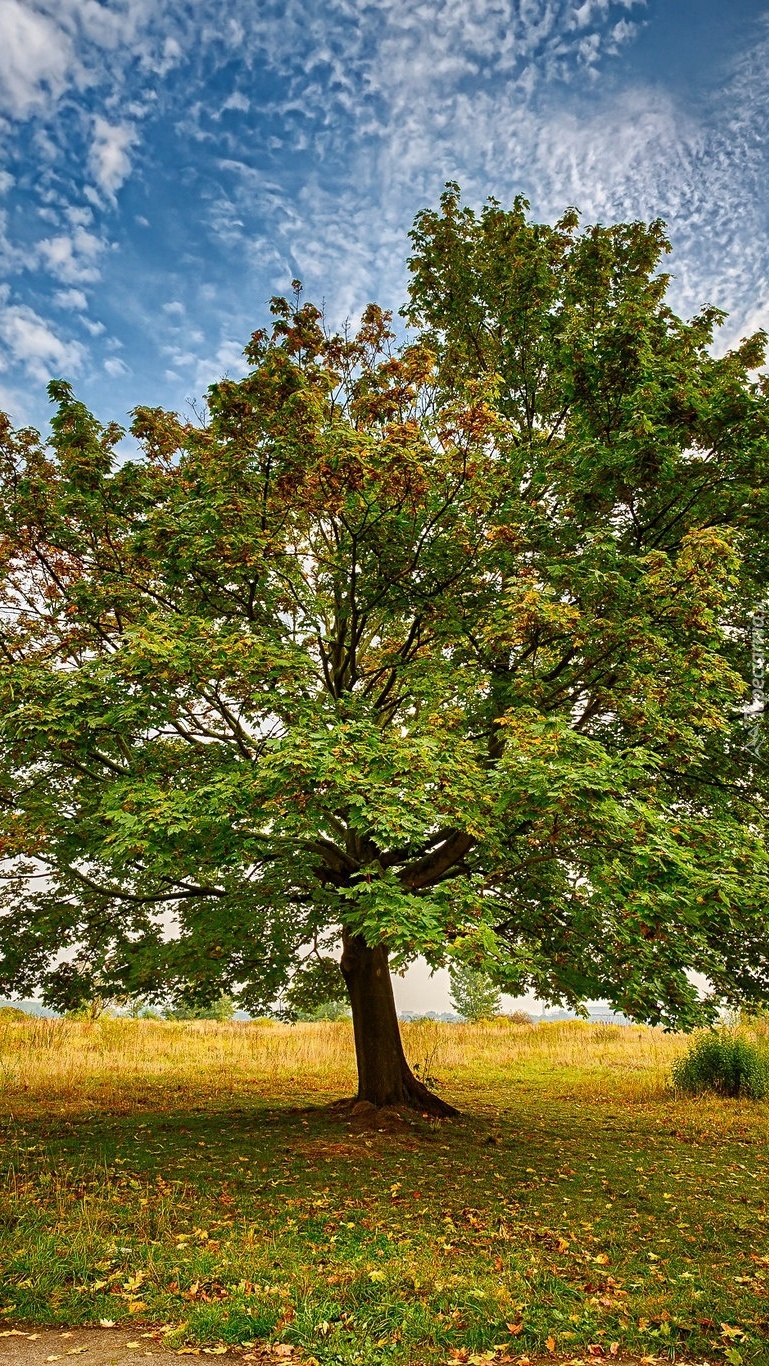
53, 288, 88, 310
0, 295, 86, 382
0, 0, 73, 116
104, 356, 130, 377
38, 226, 105, 284
89, 117, 137, 199
221, 91, 250, 114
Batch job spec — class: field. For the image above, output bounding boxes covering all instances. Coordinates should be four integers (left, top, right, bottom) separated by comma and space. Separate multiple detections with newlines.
0, 1015, 767, 1366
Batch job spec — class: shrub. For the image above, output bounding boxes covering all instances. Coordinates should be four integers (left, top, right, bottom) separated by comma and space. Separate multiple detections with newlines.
672, 1032, 769, 1099
0, 1005, 27, 1020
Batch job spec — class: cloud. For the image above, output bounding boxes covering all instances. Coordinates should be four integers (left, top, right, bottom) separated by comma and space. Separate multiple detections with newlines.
0, 294, 86, 383
53, 288, 88, 310
0, 0, 73, 116
38, 227, 106, 284
89, 117, 137, 199
104, 356, 130, 377
220, 91, 250, 114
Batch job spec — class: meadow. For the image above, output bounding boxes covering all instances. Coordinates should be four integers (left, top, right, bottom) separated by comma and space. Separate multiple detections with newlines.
0, 1014, 767, 1366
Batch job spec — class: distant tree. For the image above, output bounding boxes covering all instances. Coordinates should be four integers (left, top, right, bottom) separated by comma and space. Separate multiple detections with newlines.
164, 994, 235, 1022
283, 956, 351, 1022
449, 962, 501, 1022
295, 999, 352, 1022
2, 188, 769, 1115
65, 998, 114, 1021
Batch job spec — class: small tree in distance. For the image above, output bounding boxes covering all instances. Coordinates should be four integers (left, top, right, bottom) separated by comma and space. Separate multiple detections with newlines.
449, 962, 502, 1022
2, 186, 769, 1117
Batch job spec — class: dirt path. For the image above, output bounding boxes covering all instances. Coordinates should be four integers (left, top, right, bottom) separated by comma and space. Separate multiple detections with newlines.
0, 1332, 285, 1366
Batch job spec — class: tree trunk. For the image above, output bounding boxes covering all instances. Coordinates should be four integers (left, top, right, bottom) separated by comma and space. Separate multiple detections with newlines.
340, 931, 458, 1117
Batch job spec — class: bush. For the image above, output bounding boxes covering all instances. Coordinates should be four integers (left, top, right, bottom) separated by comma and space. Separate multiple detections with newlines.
0, 1005, 27, 1020
672, 1032, 769, 1099
501, 1010, 534, 1025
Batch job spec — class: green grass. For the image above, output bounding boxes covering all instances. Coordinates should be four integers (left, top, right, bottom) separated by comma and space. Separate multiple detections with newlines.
0, 1018, 768, 1365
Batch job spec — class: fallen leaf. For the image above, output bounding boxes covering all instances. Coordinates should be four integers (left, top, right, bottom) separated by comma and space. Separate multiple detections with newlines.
99, 1321, 116, 1329
545, 1337, 556, 1353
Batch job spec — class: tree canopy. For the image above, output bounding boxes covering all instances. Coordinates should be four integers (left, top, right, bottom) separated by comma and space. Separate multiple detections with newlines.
2, 187, 769, 1111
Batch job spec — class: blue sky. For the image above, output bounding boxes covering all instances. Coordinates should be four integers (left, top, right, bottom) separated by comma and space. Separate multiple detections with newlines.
1, 0, 768, 433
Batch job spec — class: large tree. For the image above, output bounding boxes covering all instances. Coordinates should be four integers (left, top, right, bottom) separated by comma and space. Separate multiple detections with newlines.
2, 191, 769, 1114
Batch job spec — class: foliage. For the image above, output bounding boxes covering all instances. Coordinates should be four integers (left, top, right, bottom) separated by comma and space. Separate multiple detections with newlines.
449, 961, 501, 1021
672, 1030, 769, 1099
2, 186, 769, 1061
0, 1015, 767, 1365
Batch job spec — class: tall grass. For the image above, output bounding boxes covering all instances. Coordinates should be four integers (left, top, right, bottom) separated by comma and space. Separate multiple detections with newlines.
0, 1014, 686, 1116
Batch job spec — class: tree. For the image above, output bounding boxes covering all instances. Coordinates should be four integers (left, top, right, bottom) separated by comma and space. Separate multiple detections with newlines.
2, 189, 769, 1116
449, 963, 501, 1022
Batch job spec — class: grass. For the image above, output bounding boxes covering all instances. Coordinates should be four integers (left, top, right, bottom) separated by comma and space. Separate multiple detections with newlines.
0, 1015, 768, 1366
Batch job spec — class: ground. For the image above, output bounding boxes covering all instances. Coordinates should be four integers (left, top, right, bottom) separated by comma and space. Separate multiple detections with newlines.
0, 1015, 767, 1366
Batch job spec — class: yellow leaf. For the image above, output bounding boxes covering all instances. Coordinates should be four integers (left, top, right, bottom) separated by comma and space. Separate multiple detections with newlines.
545, 1336, 556, 1353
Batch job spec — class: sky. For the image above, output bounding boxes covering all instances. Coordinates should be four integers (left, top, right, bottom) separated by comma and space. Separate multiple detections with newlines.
1, 0, 769, 435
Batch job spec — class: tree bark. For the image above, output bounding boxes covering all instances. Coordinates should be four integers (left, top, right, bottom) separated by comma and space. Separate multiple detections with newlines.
339, 930, 458, 1117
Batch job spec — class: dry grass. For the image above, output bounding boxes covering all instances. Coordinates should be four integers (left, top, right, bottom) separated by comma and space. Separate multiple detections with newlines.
0, 1015, 687, 1116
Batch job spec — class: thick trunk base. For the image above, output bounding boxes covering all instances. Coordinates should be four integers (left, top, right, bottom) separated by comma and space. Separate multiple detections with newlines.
340, 932, 458, 1118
